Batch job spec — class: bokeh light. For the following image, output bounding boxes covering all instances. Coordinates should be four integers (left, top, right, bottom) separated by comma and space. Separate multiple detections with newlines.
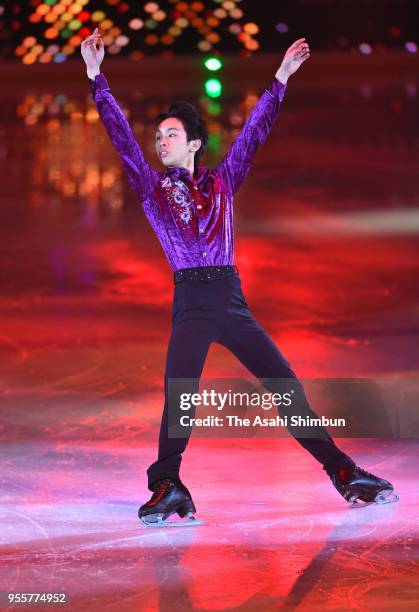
129, 19, 144, 30
4, 1, 414, 65
405, 41, 418, 53
275, 22, 289, 33
204, 78, 222, 98
359, 43, 373, 54
144, 2, 159, 13
204, 57, 223, 71
243, 22, 259, 35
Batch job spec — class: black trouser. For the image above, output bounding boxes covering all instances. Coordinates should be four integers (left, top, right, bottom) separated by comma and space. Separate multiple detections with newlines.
147, 268, 356, 490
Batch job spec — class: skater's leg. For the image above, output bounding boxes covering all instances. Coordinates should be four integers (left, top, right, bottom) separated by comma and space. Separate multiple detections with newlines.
217, 278, 355, 474
147, 291, 217, 489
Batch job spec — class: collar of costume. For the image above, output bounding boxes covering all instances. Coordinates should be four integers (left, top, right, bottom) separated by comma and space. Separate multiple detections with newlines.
165, 166, 210, 187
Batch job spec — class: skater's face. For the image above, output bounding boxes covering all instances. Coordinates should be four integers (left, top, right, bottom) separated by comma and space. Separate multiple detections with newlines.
155, 117, 201, 170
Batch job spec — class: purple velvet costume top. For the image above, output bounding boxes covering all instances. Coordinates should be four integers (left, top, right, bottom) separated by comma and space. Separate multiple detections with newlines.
89, 73, 286, 271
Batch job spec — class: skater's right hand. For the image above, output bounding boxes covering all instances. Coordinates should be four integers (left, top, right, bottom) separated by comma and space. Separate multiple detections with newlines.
81, 27, 104, 79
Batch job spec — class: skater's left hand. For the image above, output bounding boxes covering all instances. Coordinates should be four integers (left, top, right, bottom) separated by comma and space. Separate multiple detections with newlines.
275, 38, 310, 84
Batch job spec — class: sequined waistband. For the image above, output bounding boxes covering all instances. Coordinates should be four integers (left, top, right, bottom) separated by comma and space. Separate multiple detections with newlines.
174, 265, 239, 284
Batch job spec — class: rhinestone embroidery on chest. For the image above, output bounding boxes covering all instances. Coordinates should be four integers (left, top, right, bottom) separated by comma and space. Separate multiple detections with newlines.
172, 180, 194, 224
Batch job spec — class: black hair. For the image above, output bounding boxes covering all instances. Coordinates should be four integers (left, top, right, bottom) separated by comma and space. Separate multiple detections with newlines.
155, 101, 208, 168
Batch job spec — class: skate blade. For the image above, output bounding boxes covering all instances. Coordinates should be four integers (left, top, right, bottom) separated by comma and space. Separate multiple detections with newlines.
349, 489, 399, 508
140, 511, 204, 528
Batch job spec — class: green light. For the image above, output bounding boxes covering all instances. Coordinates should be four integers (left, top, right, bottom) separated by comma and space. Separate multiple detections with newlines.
207, 100, 221, 116
208, 132, 221, 153
204, 57, 223, 71
204, 78, 222, 98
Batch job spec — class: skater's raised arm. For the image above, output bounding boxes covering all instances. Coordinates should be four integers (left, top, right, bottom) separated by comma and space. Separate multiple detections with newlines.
215, 38, 310, 195
81, 29, 159, 205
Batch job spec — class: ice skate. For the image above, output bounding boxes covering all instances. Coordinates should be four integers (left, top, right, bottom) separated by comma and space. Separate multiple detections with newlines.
330, 466, 399, 507
138, 478, 203, 527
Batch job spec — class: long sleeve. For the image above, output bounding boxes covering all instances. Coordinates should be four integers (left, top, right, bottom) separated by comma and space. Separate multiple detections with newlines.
215, 78, 287, 195
89, 73, 159, 205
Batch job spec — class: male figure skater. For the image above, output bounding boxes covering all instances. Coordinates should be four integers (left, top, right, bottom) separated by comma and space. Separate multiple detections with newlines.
81, 29, 398, 526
